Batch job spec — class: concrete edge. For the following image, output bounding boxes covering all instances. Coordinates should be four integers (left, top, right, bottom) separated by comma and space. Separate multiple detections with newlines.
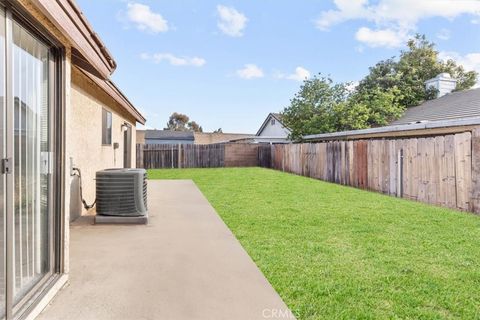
179, 179, 293, 310
26, 274, 69, 320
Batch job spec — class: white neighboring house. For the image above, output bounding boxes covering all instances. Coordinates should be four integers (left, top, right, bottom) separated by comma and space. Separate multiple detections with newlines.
255, 113, 291, 143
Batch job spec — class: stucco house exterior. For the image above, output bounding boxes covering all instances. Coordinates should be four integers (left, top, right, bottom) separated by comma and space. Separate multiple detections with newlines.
0, 1, 146, 319
255, 113, 291, 143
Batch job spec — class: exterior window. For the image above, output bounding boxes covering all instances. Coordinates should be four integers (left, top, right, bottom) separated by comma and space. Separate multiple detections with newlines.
271, 119, 275, 125
102, 108, 112, 145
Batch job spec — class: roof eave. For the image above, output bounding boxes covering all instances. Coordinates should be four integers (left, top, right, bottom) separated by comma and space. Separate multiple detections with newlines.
32, 0, 116, 79
77, 67, 146, 124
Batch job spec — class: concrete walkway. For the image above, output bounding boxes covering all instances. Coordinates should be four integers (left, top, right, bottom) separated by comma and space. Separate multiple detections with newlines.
38, 180, 293, 320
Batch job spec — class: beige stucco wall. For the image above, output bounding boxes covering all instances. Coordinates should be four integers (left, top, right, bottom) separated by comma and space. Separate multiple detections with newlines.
68, 67, 137, 220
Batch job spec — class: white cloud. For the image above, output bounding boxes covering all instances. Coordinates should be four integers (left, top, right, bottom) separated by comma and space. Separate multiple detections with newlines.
436, 28, 451, 40
316, 0, 369, 31
355, 27, 407, 48
127, 3, 169, 33
217, 5, 248, 37
141, 53, 206, 67
316, 0, 480, 48
236, 64, 264, 79
439, 51, 480, 87
276, 67, 311, 82
439, 51, 480, 75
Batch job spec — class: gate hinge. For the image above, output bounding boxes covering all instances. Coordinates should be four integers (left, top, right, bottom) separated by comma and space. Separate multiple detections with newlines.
1, 158, 11, 174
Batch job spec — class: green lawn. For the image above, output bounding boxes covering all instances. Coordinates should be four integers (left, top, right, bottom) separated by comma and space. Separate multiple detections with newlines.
148, 167, 480, 320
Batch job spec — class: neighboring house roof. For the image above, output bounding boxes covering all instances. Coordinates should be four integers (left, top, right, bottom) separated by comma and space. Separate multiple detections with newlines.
256, 113, 289, 136
304, 116, 480, 141
145, 130, 195, 141
391, 88, 480, 125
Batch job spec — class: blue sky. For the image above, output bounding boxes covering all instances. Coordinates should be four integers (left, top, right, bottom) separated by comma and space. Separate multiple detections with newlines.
77, 0, 480, 133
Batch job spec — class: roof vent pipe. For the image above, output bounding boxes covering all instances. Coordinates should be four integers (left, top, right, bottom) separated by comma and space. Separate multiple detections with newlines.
425, 73, 457, 98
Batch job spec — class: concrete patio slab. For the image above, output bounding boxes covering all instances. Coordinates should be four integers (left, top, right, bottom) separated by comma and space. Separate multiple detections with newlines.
38, 180, 294, 320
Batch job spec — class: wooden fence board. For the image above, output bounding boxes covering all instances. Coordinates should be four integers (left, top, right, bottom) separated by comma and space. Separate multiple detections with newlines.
434, 136, 445, 206
358, 141, 368, 189
470, 128, 480, 213
444, 135, 457, 208
417, 138, 427, 203
455, 132, 472, 210
347, 140, 354, 186
388, 140, 397, 195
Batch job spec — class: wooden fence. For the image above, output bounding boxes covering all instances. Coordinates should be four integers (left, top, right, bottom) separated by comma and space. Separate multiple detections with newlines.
136, 128, 480, 214
263, 131, 479, 213
137, 143, 260, 169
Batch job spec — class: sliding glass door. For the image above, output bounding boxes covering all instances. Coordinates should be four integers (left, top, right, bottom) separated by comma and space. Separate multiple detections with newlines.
12, 17, 52, 306
0, 6, 5, 319
0, 4, 56, 319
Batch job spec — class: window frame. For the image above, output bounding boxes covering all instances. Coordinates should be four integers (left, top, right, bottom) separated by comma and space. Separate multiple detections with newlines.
101, 108, 112, 146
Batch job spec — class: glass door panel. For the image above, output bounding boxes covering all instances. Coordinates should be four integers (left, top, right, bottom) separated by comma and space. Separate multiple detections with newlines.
11, 19, 51, 304
0, 6, 5, 319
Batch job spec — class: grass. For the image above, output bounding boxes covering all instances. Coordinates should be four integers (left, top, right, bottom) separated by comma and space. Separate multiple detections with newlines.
148, 167, 480, 320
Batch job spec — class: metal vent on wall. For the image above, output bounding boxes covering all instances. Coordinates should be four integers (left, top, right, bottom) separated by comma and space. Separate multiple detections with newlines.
96, 168, 148, 217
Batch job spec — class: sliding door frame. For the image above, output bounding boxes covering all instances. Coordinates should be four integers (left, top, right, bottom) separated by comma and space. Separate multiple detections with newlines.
1, 1, 65, 319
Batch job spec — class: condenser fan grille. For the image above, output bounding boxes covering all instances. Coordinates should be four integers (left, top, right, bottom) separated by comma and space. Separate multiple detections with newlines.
96, 169, 148, 217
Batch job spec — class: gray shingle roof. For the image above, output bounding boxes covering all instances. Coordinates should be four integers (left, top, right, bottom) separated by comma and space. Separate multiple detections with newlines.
391, 88, 480, 125
145, 130, 195, 141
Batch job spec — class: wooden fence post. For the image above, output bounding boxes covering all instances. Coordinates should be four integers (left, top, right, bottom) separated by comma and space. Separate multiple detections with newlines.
470, 127, 480, 213
136, 143, 144, 168
396, 149, 403, 197
178, 144, 181, 168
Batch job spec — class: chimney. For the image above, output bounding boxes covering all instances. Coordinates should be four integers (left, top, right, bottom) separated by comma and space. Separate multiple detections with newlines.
425, 73, 457, 98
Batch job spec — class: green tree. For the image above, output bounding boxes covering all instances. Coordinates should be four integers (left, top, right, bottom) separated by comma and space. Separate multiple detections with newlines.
336, 87, 405, 131
358, 34, 478, 107
281, 75, 350, 140
165, 112, 203, 132
187, 121, 203, 132
165, 112, 190, 131
282, 34, 478, 138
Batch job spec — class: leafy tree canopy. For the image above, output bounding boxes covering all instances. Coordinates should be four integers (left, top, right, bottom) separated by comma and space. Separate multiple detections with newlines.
358, 34, 477, 107
187, 121, 203, 133
282, 76, 404, 140
165, 112, 203, 132
282, 34, 478, 140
